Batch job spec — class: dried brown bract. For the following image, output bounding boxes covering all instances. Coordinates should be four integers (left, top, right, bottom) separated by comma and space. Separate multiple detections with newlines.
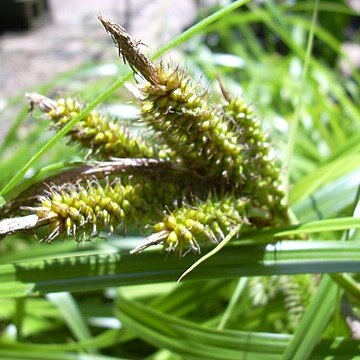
26, 92, 57, 113
98, 15, 160, 85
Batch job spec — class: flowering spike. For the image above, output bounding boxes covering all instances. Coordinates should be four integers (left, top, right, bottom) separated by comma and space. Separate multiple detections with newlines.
222, 97, 288, 223
0, 20, 295, 256
26, 93, 171, 160
98, 17, 244, 183
29, 174, 185, 242
134, 196, 250, 256
139, 66, 245, 182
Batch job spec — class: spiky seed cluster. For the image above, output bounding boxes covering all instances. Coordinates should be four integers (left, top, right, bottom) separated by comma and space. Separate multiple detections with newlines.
140, 66, 244, 181
7, 18, 292, 256
31, 95, 170, 160
99, 16, 244, 182
222, 99, 287, 221
31, 174, 183, 242
150, 196, 249, 255
32, 179, 142, 242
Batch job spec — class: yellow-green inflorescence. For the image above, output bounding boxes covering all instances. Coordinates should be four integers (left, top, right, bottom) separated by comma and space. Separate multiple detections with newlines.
31, 173, 186, 243
14, 17, 293, 256
31, 95, 170, 160
140, 65, 244, 183
150, 196, 249, 255
222, 98, 288, 223
139, 70, 288, 226
99, 17, 288, 221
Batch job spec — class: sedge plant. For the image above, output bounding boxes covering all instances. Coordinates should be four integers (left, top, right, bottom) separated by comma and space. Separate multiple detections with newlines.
0, 16, 290, 256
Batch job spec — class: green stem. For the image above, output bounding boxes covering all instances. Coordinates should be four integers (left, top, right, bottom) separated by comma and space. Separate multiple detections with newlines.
217, 277, 248, 330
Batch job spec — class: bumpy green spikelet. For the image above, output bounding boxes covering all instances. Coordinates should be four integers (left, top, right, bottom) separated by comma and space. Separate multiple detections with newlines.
278, 275, 317, 331
28, 93, 169, 160
147, 196, 249, 256
98, 17, 244, 182
223, 98, 288, 223
30, 175, 179, 242
8, 19, 293, 255
140, 66, 244, 181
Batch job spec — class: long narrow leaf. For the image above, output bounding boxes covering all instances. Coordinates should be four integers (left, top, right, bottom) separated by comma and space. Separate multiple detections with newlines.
2, 240, 360, 298
282, 275, 339, 360
116, 293, 360, 359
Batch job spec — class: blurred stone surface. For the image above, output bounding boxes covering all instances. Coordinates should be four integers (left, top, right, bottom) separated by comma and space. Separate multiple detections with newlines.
0, 0, 218, 99
0, 0, 218, 141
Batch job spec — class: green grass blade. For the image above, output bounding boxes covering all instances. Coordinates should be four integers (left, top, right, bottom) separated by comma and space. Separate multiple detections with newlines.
217, 277, 248, 330
177, 224, 242, 282
46, 292, 95, 353
116, 292, 360, 359
242, 216, 360, 238
282, 275, 339, 360
290, 154, 360, 204
331, 273, 360, 300
178, 216, 360, 282
0, 329, 124, 353
290, 1, 358, 15
283, 0, 319, 196
116, 292, 287, 359
293, 171, 360, 221
0, 347, 124, 360
3, 240, 360, 298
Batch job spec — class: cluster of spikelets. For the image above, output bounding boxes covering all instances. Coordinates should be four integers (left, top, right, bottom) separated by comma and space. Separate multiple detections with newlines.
10, 17, 290, 256
31, 173, 188, 243
140, 65, 244, 182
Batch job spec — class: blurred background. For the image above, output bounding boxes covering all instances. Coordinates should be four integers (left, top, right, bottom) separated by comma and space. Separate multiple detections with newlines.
0, 0, 222, 99
0, 0, 358, 99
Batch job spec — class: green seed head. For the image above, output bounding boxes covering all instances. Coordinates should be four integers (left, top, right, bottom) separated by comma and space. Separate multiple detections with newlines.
151, 196, 249, 256
11, 21, 294, 258
222, 98, 288, 224
30, 171, 189, 242
138, 64, 245, 183
29, 94, 172, 160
